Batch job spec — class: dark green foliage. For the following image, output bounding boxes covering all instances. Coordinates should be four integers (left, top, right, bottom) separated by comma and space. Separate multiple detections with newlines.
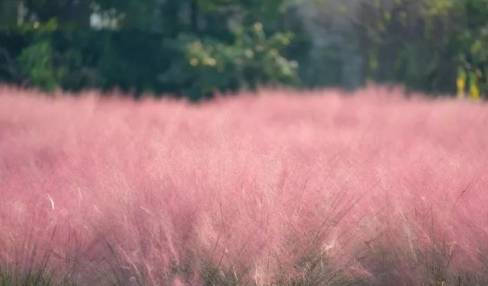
162, 25, 297, 99
355, 0, 488, 95
0, 0, 301, 100
0, 0, 487, 98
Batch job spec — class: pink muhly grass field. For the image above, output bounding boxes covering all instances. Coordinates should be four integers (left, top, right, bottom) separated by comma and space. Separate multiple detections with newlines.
0, 86, 487, 286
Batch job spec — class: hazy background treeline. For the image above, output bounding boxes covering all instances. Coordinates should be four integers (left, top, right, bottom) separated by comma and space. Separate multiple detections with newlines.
0, 0, 486, 99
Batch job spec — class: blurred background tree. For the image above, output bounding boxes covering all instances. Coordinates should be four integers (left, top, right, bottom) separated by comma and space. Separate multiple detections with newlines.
0, 0, 486, 99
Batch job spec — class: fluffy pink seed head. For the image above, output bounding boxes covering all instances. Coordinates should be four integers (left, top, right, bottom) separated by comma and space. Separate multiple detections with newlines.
0, 85, 487, 285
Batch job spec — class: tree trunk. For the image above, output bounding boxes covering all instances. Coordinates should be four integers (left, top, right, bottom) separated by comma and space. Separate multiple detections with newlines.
190, 0, 199, 33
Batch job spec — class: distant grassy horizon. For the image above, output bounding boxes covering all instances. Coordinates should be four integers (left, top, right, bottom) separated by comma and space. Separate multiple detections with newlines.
0, 86, 487, 286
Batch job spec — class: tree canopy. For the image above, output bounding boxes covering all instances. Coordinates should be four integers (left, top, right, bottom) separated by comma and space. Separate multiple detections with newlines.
0, 0, 486, 98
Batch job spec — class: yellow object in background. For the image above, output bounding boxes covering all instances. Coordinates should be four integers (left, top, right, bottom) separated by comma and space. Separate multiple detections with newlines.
469, 71, 480, 101
457, 68, 483, 100
470, 83, 480, 100
456, 77, 466, 98
457, 68, 466, 99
